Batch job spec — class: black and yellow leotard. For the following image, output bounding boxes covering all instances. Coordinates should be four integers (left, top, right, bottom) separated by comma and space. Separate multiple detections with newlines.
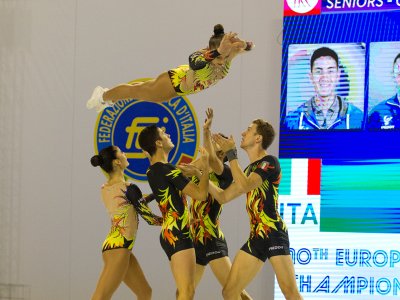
167, 49, 231, 96
240, 155, 290, 262
190, 164, 233, 265
146, 162, 193, 260
100, 182, 162, 252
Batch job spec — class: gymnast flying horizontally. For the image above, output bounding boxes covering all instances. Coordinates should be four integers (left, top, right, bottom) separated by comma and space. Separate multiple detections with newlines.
90, 145, 162, 300
86, 24, 254, 112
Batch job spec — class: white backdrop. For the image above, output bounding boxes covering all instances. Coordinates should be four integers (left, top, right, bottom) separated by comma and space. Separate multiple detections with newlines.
0, 0, 284, 299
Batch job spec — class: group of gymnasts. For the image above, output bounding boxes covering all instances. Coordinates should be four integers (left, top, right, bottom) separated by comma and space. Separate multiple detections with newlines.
88, 24, 303, 300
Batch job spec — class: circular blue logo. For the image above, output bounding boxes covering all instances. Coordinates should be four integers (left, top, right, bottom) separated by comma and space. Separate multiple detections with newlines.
94, 95, 199, 181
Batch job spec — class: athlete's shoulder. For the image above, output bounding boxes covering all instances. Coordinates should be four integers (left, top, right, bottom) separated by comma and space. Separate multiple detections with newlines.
369, 95, 397, 115
260, 155, 279, 168
125, 183, 143, 202
284, 99, 312, 128
253, 155, 280, 173
148, 162, 175, 174
340, 96, 362, 114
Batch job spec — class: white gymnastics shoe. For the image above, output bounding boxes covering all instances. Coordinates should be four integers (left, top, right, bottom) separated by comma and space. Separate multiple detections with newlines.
86, 86, 111, 113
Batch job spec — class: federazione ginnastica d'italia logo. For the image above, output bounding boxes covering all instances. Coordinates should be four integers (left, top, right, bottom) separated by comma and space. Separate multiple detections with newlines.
94, 83, 199, 182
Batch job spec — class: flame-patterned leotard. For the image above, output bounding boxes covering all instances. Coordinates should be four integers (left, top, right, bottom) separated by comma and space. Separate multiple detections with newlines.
101, 182, 162, 252
167, 49, 231, 96
146, 162, 193, 260
190, 164, 233, 265
240, 155, 290, 262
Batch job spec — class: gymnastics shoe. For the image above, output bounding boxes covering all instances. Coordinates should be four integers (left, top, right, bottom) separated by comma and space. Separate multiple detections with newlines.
86, 86, 111, 113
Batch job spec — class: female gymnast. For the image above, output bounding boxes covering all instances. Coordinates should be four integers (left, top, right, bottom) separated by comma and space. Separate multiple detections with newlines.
90, 145, 162, 300
86, 24, 254, 112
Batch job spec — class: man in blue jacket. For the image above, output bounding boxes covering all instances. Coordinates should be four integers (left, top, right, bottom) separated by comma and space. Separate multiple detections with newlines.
368, 53, 400, 130
284, 47, 364, 130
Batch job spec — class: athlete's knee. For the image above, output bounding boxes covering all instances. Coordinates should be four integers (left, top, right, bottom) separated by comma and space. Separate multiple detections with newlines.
279, 283, 302, 300
177, 285, 195, 300
91, 289, 112, 300
282, 293, 303, 300
222, 285, 239, 300
136, 285, 152, 300
128, 81, 164, 102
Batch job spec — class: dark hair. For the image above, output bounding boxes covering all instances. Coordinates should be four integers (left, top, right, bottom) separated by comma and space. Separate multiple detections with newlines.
90, 145, 117, 173
310, 47, 339, 70
138, 124, 161, 157
209, 24, 225, 50
393, 53, 400, 66
253, 119, 275, 150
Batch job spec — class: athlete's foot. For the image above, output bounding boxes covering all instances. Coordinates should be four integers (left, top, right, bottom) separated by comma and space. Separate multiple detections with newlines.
86, 86, 112, 113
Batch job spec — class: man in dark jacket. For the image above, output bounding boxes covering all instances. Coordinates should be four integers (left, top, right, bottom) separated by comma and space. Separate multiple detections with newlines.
368, 53, 400, 130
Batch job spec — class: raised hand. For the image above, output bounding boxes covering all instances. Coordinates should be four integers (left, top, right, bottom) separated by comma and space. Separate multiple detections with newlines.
218, 32, 238, 56
203, 107, 214, 132
230, 35, 254, 52
178, 163, 202, 178
212, 133, 236, 152
197, 146, 209, 173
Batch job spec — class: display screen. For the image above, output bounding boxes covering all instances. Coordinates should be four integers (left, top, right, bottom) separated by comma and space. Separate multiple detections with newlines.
277, 1, 400, 299
280, 2, 400, 159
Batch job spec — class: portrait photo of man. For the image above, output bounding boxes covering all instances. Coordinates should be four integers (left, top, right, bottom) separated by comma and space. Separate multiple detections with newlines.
368, 43, 400, 130
284, 44, 365, 130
